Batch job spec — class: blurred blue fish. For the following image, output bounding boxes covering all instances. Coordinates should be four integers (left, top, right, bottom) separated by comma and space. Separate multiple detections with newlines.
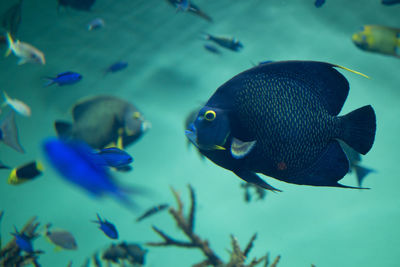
315, 0, 325, 7
204, 33, 243, 52
87, 18, 104, 31
97, 147, 133, 168
44, 71, 82, 87
105, 61, 128, 75
203, 44, 221, 54
42, 137, 136, 207
92, 213, 118, 239
11, 226, 33, 253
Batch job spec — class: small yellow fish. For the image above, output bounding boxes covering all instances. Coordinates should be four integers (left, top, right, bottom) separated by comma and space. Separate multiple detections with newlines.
3, 91, 31, 117
8, 161, 44, 185
352, 25, 400, 58
5, 32, 45, 65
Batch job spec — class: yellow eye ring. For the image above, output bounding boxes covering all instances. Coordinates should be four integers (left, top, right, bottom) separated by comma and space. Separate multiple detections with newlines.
204, 110, 216, 121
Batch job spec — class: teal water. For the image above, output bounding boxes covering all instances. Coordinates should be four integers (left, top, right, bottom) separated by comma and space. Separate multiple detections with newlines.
0, 0, 399, 266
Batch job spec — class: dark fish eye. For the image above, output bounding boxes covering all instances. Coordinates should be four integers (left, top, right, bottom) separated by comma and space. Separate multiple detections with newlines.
204, 110, 216, 121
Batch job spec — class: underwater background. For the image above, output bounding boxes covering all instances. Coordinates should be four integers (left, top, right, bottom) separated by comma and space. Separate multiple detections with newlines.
0, 0, 399, 266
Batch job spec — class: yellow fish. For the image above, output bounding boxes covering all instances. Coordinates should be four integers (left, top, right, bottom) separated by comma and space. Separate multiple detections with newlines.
5, 32, 45, 65
352, 25, 400, 58
8, 161, 44, 185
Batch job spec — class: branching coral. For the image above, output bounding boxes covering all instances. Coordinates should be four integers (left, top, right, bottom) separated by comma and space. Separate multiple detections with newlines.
147, 185, 280, 267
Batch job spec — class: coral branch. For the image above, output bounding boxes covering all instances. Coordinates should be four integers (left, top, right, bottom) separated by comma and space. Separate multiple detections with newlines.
188, 184, 196, 233
244, 233, 257, 258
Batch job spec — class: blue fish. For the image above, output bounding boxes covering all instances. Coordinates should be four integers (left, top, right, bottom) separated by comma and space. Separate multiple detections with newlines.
176, 0, 189, 12
186, 61, 376, 191
92, 213, 118, 239
11, 226, 33, 253
315, 0, 326, 7
42, 137, 135, 207
97, 147, 133, 168
203, 44, 221, 54
105, 61, 128, 75
44, 71, 82, 87
204, 33, 243, 52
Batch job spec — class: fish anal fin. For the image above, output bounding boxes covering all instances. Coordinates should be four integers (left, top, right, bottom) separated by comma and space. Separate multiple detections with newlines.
234, 169, 282, 192
290, 141, 359, 188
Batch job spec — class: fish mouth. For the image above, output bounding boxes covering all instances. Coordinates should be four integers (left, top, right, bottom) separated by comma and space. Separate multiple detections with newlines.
185, 124, 226, 151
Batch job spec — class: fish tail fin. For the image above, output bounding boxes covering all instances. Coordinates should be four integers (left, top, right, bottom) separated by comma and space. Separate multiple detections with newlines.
43, 78, 55, 87
54, 121, 72, 138
339, 105, 376, 155
0, 111, 25, 153
354, 164, 375, 187
2, 91, 10, 105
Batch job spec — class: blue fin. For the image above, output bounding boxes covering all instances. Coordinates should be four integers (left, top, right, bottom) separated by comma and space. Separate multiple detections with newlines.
290, 141, 360, 188
354, 165, 375, 188
339, 105, 376, 155
234, 169, 282, 192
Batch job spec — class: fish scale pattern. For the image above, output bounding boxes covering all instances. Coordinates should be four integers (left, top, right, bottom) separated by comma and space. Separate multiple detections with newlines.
234, 74, 338, 177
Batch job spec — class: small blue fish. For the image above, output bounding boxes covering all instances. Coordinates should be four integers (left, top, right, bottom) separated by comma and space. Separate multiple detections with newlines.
11, 226, 33, 253
44, 71, 82, 87
315, 0, 326, 7
87, 18, 105, 31
203, 44, 221, 54
42, 137, 135, 207
92, 213, 118, 239
105, 61, 128, 75
97, 147, 133, 168
176, 0, 189, 12
204, 33, 243, 52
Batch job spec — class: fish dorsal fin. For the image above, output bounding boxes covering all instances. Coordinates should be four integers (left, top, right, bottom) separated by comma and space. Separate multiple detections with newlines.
230, 138, 256, 159
54, 121, 72, 138
250, 61, 364, 116
71, 101, 91, 121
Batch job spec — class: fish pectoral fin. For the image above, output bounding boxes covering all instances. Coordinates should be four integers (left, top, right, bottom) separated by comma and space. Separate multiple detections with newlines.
234, 169, 282, 192
230, 138, 256, 159
4, 48, 11, 57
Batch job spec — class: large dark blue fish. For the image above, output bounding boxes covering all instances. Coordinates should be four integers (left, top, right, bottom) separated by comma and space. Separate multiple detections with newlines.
11, 226, 33, 253
42, 137, 135, 207
92, 213, 118, 239
186, 61, 376, 191
44, 71, 82, 87
97, 147, 133, 168
0, 110, 24, 153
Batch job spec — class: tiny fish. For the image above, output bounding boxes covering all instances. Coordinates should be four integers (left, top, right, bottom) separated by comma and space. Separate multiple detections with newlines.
166, 0, 212, 22
203, 44, 221, 54
105, 61, 128, 75
204, 33, 243, 52
45, 224, 78, 250
381, 0, 400, 5
7, 161, 43, 185
2, 91, 31, 117
136, 204, 169, 222
97, 147, 133, 168
11, 226, 33, 253
5, 32, 45, 65
315, 0, 326, 7
92, 213, 118, 239
0, 111, 24, 153
88, 18, 104, 31
176, 0, 190, 12
44, 71, 83, 87
42, 138, 136, 208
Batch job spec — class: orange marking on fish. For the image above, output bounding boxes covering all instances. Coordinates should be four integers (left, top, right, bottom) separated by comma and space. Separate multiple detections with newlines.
277, 161, 287, 171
